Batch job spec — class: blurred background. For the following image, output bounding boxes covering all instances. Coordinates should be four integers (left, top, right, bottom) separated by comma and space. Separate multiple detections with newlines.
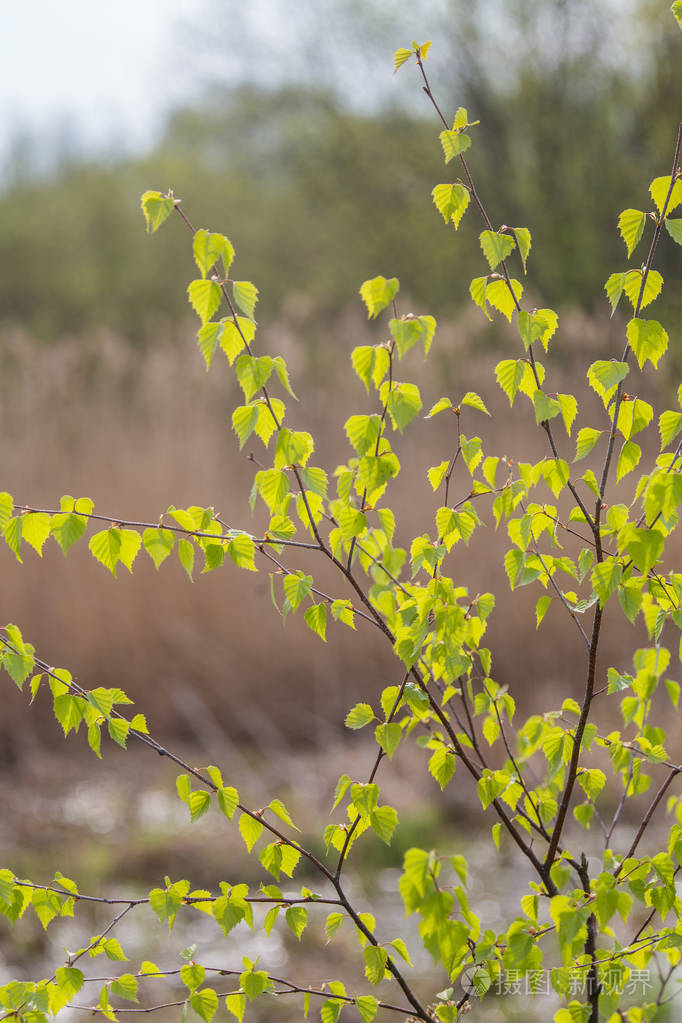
1, 2, 682, 1020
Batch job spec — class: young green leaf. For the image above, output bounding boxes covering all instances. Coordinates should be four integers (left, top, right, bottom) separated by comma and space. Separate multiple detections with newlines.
666, 218, 682, 245
359, 277, 399, 319
439, 129, 471, 162
431, 183, 470, 228
187, 280, 222, 323
650, 174, 682, 215
393, 48, 413, 72
486, 278, 523, 321
193, 230, 234, 278
140, 190, 175, 233
618, 209, 646, 257
233, 281, 259, 319
626, 318, 668, 369
479, 230, 515, 270
513, 227, 531, 272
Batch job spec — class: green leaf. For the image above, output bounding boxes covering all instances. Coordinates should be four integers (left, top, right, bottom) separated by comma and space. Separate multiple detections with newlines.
118, 530, 141, 573
469, 276, 491, 319
239, 813, 263, 853
351, 345, 390, 392
672, 1, 682, 29
108, 717, 130, 748
50, 495, 93, 555
574, 804, 594, 829
486, 278, 523, 321
187, 279, 222, 323
232, 405, 259, 448
375, 722, 402, 759
359, 276, 399, 319
460, 391, 490, 415
0, 492, 13, 530
578, 768, 607, 800
574, 428, 602, 461
272, 356, 298, 399
233, 281, 259, 319
53, 693, 86, 736
143, 527, 175, 569
650, 174, 682, 215
587, 360, 629, 406
148, 881, 188, 930
188, 791, 211, 823
513, 227, 531, 272
225, 994, 246, 1022
55, 967, 84, 1001
381, 381, 422, 432
389, 315, 436, 357
363, 946, 387, 985
622, 526, 663, 576
431, 183, 470, 228
235, 354, 273, 402
100, 937, 127, 961
141, 190, 174, 233
390, 937, 413, 966
321, 999, 342, 1023
220, 316, 256, 365
370, 805, 398, 844
88, 528, 122, 577
533, 390, 561, 426
618, 209, 646, 258
177, 538, 195, 580
181, 964, 205, 992
393, 47, 413, 71
616, 440, 641, 481
193, 230, 234, 278
241, 968, 270, 1002
666, 217, 682, 245
626, 318, 668, 369
285, 905, 308, 940
557, 393, 578, 435
604, 272, 625, 315
479, 230, 515, 270
495, 360, 525, 406
345, 415, 381, 456
326, 912, 345, 940
283, 572, 313, 612
190, 988, 218, 1023
260, 843, 283, 879
659, 409, 682, 449
255, 469, 290, 512
428, 746, 456, 789
110, 974, 139, 1003
268, 798, 298, 830
623, 268, 663, 310
345, 703, 374, 729
355, 995, 378, 1023
21, 513, 50, 556
536, 595, 552, 628
591, 559, 622, 605
217, 786, 239, 820
228, 534, 257, 572
439, 129, 471, 162
517, 309, 558, 351
304, 603, 327, 641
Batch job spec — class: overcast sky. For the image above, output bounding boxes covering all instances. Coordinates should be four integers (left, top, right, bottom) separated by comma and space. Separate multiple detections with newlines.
0, 0, 453, 173
0, 1, 202, 166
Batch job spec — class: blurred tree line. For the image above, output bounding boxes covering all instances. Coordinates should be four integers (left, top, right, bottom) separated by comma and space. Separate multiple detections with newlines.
0, 0, 680, 345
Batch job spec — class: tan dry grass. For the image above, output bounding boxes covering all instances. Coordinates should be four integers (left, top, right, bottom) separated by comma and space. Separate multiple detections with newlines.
0, 306, 674, 758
